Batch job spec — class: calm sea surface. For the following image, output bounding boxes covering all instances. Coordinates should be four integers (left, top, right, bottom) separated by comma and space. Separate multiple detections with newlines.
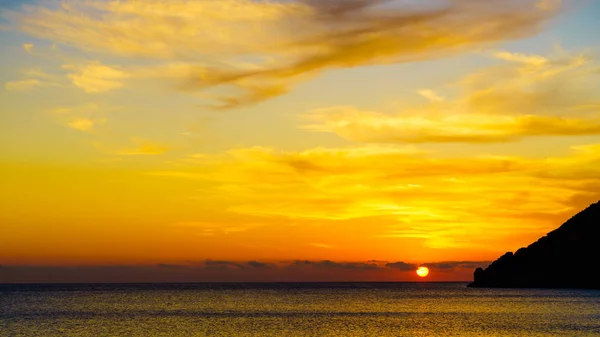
1, 283, 599, 336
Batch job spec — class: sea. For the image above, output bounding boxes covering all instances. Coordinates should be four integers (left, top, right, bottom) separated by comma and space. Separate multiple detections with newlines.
1, 283, 599, 336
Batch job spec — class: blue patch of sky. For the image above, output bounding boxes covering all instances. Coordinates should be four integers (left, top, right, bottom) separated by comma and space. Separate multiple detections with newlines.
502, 1, 600, 54
0, 0, 38, 9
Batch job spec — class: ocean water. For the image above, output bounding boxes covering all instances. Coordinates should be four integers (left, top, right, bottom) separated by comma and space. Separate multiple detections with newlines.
1, 283, 599, 336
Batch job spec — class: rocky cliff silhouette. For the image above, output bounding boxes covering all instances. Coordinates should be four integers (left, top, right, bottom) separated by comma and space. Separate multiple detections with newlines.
468, 201, 600, 289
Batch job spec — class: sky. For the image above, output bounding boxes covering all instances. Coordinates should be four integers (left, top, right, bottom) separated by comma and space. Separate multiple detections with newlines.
1, 0, 600, 283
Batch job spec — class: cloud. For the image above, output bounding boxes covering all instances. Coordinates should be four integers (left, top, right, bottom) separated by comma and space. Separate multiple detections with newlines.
492, 51, 549, 66
386, 261, 417, 271
147, 143, 600, 249
417, 89, 445, 102
4, 68, 62, 92
12, 0, 297, 58
197, 260, 276, 269
46, 102, 113, 133
67, 117, 106, 132
23, 43, 34, 53
178, 0, 561, 107
203, 260, 246, 269
65, 62, 130, 93
4, 79, 43, 92
304, 107, 600, 143
247, 261, 273, 268
304, 52, 600, 143
289, 260, 380, 271
10, 0, 562, 107
155, 263, 183, 269
0, 259, 491, 282
422, 261, 492, 271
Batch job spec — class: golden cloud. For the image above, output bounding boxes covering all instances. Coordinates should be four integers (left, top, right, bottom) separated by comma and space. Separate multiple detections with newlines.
492, 51, 549, 66
304, 52, 600, 143
22, 43, 34, 53
304, 107, 600, 143
4, 67, 63, 92
10, 0, 562, 106
4, 79, 44, 92
148, 144, 600, 249
417, 89, 445, 102
46, 102, 115, 134
67, 117, 106, 132
64, 62, 130, 94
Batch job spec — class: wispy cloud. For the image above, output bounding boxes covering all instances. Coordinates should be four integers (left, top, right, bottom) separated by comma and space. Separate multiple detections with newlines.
67, 117, 106, 132
309, 243, 335, 249
8, 0, 562, 107
64, 62, 130, 94
492, 51, 549, 66
304, 52, 600, 143
304, 107, 600, 143
202, 260, 276, 269
47, 102, 112, 133
22, 43, 34, 53
417, 89, 445, 102
4, 67, 63, 92
4, 79, 43, 92
147, 143, 600, 249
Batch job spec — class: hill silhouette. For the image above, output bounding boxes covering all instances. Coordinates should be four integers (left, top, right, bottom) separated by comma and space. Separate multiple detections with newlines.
468, 201, 600, 289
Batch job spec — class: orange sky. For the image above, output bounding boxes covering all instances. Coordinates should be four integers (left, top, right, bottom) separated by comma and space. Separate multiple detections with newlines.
1, 0, 600, 282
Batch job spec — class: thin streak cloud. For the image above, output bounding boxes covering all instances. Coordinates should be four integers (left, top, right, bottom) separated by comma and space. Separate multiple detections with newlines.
303, 52, 600, 143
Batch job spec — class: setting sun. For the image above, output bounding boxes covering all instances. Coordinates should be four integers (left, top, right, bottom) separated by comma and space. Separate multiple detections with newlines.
416, 267, 430, 278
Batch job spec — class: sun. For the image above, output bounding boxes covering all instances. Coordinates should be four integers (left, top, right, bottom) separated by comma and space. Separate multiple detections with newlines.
416, 266, 429, 278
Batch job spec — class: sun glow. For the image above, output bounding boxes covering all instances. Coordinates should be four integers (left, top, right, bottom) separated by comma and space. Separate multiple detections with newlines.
3, 0, 600, 284
416, 267, 430, 278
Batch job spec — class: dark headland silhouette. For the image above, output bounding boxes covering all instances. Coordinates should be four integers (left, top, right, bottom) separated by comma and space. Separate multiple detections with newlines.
468, 201, 600, 289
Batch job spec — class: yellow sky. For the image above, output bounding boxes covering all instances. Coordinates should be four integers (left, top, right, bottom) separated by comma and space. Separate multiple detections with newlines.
1, 0, 600, 282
